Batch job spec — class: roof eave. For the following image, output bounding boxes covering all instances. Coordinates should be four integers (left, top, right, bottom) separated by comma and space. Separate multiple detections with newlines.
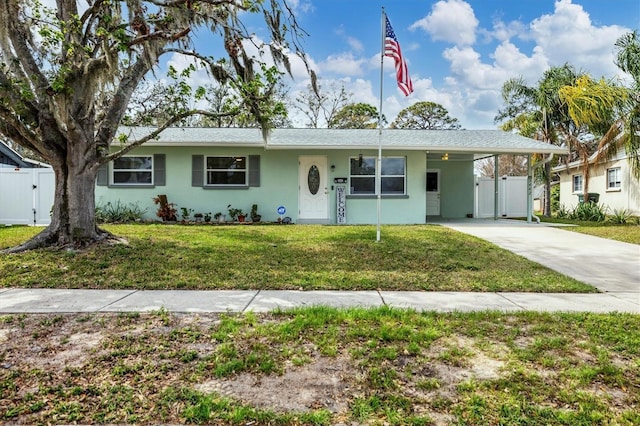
265, 144, 569, 154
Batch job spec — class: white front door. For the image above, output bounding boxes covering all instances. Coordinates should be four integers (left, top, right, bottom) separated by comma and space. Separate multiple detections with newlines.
298, 156, 329, 223
426, 169, 441, 216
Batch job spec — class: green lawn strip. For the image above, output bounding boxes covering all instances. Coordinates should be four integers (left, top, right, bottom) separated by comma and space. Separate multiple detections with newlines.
564, 224, 640, 244
1, 309, 638, 425
0, 224, 593, 292
536, 218, 640, 245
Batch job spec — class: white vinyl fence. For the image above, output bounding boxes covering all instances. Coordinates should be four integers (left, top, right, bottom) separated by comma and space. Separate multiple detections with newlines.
0, 168, 55, 225
475, 176, 528, 218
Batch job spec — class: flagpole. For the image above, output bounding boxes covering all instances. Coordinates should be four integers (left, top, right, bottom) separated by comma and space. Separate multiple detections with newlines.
376, 7, 385, 242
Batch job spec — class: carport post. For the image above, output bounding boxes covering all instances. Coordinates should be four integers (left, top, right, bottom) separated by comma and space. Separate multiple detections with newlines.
493, 155, 499, 220
527, 154, 532, 223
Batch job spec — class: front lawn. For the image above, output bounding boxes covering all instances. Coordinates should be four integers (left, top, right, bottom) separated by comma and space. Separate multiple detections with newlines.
0, 224, 594, 293
1, 309, 638, 425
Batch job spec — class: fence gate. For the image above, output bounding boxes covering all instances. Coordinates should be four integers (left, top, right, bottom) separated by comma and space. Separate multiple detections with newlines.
0, 168, 55, 225
475, 176, 528, 218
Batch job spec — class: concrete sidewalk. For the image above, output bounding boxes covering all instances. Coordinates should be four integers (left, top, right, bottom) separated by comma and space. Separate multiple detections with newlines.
1, 288, 638, 314
2, 219, 638, 315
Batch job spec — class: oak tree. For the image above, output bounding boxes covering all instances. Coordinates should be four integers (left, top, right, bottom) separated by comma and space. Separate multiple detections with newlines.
0, 0, 315, 252
390, 101, 461, 130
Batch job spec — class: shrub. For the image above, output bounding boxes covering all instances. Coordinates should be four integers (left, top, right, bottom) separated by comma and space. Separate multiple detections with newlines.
550, 185, 560, 214
570, 202, 607, 222
152, 195, 177, 222
554, 203, 571, 219
608, 208, 632, 224
96, 201, 147, 223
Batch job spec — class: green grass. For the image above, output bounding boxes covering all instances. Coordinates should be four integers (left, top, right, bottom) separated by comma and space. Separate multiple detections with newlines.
537, 217, 640, 244
0, 224, 594, 292
1, 309, 638, 425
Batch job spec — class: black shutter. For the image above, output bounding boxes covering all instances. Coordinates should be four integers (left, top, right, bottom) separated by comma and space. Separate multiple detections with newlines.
96, 163, 108, 186
249, 155, 260, 187
192, 155, 204, 187
154, 154, 166, 186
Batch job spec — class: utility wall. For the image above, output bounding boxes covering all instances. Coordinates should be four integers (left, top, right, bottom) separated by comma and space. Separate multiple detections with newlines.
0, 168, 54, 225
475, 176, 528, 218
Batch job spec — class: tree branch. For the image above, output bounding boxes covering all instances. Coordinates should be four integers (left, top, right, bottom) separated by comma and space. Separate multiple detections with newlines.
104, 109, 238, 162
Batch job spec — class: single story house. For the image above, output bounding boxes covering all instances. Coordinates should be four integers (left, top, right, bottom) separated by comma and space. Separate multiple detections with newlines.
553, 148, 640, 215
95, 127, 568, 224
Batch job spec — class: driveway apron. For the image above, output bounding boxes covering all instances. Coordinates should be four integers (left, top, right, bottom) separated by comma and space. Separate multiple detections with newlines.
435, 219, 640, 295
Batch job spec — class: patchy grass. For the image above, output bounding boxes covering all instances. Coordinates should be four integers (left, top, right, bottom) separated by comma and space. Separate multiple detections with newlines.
0, 224, 594, 293
538, 218, 640, 245
0, 309, 638, 425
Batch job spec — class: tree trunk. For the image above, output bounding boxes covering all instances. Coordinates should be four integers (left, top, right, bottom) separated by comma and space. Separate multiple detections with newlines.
3, 141, 110, 253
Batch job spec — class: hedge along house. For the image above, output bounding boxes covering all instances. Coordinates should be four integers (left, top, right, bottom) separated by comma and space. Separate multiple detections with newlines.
95, 127, 568, 224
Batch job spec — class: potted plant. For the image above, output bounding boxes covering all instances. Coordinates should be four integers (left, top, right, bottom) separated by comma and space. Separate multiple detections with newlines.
204, 212, 212, 223
179, 207, 194, 223
194, 212, 204, 222
250, 204, 261, 222
214, 212, 225, 223
152, 195, 177, 222
227, 204, 244, 222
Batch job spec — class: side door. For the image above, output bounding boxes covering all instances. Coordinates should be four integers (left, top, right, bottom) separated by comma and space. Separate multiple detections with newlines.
426, 169, 440, 216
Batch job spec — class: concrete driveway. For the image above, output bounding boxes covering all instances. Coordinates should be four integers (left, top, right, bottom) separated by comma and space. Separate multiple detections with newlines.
435, 219, 640, 295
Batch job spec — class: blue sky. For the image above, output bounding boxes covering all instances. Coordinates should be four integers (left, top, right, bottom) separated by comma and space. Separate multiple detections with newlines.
171, 0, 639, 129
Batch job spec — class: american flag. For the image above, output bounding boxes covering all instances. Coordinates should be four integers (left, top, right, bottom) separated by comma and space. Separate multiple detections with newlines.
384, 15, 413, 96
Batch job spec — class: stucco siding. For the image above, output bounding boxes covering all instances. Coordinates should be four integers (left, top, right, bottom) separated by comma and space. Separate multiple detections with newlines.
96, 147, 454, 224
436, 159, 475, 218
557, 156, 640, 215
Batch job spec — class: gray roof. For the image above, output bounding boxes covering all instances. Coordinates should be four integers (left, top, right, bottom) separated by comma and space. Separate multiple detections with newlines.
117, 127, 569, 156
0, 140, 29, 168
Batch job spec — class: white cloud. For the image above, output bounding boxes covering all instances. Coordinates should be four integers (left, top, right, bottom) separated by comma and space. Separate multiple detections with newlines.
410, 0, 478, 46
318, 52, 367, 76
287, 0, 314, 15
421, 0, 633, 128
442, 46, 510, 90
489, 19, 527, 43
346, 36, 364, 52
529, 0, 630, 79
492, 42, 548, 83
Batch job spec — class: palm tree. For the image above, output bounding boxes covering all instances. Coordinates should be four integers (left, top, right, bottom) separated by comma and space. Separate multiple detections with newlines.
556, 31, 639, 206
558, 75, 630, 201
495, 64, 580, 216
611, 31, 639, 179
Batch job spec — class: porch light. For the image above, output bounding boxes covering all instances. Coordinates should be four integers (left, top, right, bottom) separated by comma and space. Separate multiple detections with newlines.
441, 153, 449, 161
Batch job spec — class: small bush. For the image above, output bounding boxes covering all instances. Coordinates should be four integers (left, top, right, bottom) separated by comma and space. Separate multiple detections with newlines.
554, 204, 572, 219
570, 202, 607, 222
608, 208, 631, 224
152, 194, 177, 222
554, 202, 609, 222
550, 185, 560, 214
96, 201, 147, 223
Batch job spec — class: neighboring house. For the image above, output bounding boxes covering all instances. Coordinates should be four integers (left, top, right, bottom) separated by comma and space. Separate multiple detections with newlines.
554, 148, 640, 215
0, 140, 41, 168
95, 127, 568, 224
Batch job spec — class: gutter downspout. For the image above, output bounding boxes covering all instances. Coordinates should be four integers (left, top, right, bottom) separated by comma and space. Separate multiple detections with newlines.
494, 155, 499, 220
530, 153, 554, 224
